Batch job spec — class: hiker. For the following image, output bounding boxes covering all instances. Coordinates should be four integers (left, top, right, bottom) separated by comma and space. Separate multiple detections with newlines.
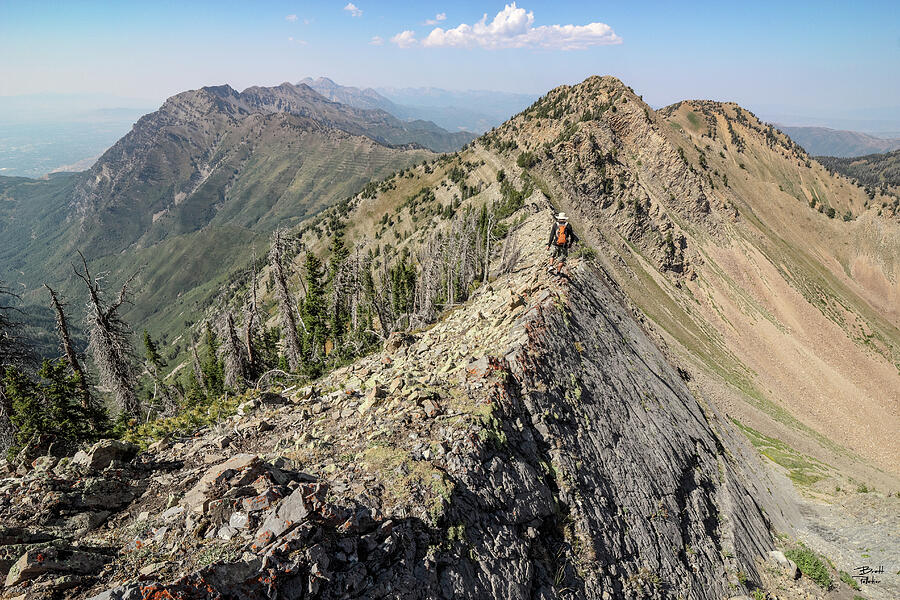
546, 212, 577, 276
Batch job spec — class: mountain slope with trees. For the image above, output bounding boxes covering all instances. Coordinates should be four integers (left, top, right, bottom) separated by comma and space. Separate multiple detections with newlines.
0, 74, 897, 600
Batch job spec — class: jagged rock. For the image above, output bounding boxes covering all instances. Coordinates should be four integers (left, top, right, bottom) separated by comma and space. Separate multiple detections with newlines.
384, 331, 415, 353
31, 456, 58, 473
254, 485, 311, 548
181, 453, 262, 513
72, 440, 138, 471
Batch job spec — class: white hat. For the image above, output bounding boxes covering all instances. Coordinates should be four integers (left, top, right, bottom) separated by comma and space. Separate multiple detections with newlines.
556, 212, 567, 221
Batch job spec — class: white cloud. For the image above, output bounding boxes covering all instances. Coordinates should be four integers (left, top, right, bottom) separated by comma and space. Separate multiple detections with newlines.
343, 3, 362, 17
396, 3, 621, 50
285, 14, 298, 22
424, 12, 447, 26
287, 36, 308, 45
390, 30, 417, 48
370, 35, 384, 46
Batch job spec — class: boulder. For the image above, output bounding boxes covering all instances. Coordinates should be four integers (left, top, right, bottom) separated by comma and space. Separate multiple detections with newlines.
5, 548, 109, 587
255, 486, 311, 547
72, 440, 138, 471
182, 454, 263, 514
767, 550, 800, 579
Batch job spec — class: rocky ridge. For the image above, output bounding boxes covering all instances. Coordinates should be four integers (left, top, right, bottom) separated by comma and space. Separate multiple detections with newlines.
1, 213, 797, 599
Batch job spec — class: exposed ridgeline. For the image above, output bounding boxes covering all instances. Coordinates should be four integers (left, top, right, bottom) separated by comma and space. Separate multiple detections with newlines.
478, 76, 900, 479
0, 214, 796, 600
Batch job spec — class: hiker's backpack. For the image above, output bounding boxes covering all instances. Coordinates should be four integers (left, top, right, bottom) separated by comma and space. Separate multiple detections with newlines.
556, 224, 567, 246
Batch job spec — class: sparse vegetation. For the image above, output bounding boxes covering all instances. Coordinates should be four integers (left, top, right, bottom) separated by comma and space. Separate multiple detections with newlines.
785, 544, 833, 589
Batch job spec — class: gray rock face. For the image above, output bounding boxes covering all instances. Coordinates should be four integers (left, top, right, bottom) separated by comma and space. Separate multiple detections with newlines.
0, 240, 787, 599
435, 263, 777, 599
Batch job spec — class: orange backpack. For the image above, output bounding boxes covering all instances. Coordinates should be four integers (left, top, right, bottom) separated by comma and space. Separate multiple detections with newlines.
556, 224, 567, 246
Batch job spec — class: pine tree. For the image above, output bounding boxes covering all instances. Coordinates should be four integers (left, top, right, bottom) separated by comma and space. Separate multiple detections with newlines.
327, 229, 350, 352
0, 283, 27, 454
3, 359, 103, 459
302, 252, 326, 361
201, 324, 224, 398
45, 284, 107, 431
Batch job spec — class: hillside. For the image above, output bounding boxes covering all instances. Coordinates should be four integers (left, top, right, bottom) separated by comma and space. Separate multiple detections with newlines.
2, 74, 899, 600
0, 83, 442, 354
817, 148, 900, 199
779, 125, 900, 157
190, 76, 900, 485
0, 214, 807, 600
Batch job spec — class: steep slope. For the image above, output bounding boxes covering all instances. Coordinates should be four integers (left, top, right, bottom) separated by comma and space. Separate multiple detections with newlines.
474, 76, 899, 482
0, 214, 799, 600
779, 125, 900, 157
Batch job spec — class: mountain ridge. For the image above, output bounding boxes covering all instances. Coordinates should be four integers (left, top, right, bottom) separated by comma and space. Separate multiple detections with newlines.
777, 125, 900, 157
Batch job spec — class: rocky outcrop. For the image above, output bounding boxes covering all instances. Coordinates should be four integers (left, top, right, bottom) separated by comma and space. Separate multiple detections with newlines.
0, 214, 790, 599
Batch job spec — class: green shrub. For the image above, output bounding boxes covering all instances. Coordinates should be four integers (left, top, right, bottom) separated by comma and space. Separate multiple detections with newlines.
516, 152, 538, 169
785, 545, 832, 589
840, 570, 860, 590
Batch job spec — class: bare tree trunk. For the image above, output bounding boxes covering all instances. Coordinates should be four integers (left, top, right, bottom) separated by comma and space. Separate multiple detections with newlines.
269, 229, 302, 370
44, 284, 93, 410
243, 255, 259, 373
220, 310, 248, 390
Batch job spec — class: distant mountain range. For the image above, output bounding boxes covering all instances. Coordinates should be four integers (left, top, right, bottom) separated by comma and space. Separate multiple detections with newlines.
1, 81, 449, 353
777, 125, 900, 157
300, 77, 536, 133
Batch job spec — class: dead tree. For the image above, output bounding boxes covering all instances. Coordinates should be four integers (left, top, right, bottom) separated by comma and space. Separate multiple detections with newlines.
0, 282, 28, 369
220, 310, 248, 390
44, 284, 93, 410
243, 252, 261, 374
73, 252, 140, 418
268, 229, 302, 371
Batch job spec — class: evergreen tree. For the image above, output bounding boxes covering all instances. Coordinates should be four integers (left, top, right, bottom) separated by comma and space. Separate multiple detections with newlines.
142, 329, 176, 416
3, 359, 104, 459
327, 229, 350, 352
302, 252, 327, 361
219, 311, 249, 390
200, 324, 224, 398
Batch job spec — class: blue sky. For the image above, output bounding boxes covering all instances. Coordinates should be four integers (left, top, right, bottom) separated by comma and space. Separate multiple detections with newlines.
1, 1, 898, 118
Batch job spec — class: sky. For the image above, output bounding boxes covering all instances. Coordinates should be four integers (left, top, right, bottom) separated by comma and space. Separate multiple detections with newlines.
1, 0, 898, 121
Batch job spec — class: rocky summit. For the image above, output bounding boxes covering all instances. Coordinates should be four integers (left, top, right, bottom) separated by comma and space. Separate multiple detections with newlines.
1, 213, 804, 599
